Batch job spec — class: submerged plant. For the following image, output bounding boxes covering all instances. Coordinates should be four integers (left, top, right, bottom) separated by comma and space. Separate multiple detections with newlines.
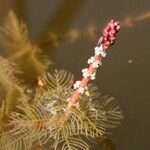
0, 11, 123, 150
0, 11, 50, 81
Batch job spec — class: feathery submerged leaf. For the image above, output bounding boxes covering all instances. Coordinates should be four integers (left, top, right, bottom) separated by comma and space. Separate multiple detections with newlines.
0, 11, 50, 80
0, 70, 123, 149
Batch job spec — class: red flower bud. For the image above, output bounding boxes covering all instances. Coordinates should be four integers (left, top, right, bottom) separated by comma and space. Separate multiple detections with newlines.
105, 26, 111, 32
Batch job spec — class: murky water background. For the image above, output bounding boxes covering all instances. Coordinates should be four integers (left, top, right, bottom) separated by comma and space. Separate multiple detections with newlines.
0, 0, 150, 149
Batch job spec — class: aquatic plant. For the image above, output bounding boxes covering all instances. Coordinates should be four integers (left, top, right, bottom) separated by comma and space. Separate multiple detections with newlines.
0, 11, 123, 150
0, 11, 50, 81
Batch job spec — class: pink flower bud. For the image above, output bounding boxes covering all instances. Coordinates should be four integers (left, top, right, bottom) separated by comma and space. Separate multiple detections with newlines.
109, 29, 116, 37
100, 20, 120, 47
114, 21, 120, 26
110, 29, 116, 34
116, 25, 121, 31
110, 36, 116, 41
109, 19, 115, 24
109, 23, 115, 29
103, 31, 109, 37
104, 36, 109, 41
104, 41, 111, 46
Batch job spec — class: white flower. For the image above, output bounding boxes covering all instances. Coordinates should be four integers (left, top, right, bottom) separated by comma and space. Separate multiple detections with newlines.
83, 72, 90, 78
87, 56, 95, 64
94, 45, 106, 57
78, 87, 85, 94
101, 51, 107, 57
73, 81, 81, 89
90, 72, 96, 80
99, 44, 103, 51
92, 60, 101, 68
82, 68, 90, 78
82, 68, 88, 73
94, 47, 101, 55
94, 45, 103, 55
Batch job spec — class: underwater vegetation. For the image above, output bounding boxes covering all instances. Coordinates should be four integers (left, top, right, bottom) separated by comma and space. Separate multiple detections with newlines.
0, 11, 50, 81
0, 11, 123, 150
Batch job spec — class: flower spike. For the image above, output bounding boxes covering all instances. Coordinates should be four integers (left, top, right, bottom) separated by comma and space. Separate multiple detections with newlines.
68, 20, 121, 108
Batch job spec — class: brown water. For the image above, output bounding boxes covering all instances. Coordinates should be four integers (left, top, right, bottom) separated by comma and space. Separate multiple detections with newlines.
0, 0, 150, 149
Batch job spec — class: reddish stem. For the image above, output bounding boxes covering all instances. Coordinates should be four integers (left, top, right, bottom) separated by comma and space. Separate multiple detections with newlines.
68, 54, 103, 107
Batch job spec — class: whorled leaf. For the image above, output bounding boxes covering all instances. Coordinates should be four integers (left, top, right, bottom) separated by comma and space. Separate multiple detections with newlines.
42, 69, 74, 90
3, 70, 123, 150
34, 69, 74, 104
0, 132, 32, 150
79, 85, 123, 134
0, 103, 49, 150
6, 102, 90, 150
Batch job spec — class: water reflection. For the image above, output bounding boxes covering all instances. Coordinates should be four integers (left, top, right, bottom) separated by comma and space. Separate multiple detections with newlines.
122, 11, 150, 28
38, 0, 86, 45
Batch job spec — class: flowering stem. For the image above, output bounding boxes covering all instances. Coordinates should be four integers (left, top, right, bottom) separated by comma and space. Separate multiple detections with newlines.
68, 20, 121, 108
